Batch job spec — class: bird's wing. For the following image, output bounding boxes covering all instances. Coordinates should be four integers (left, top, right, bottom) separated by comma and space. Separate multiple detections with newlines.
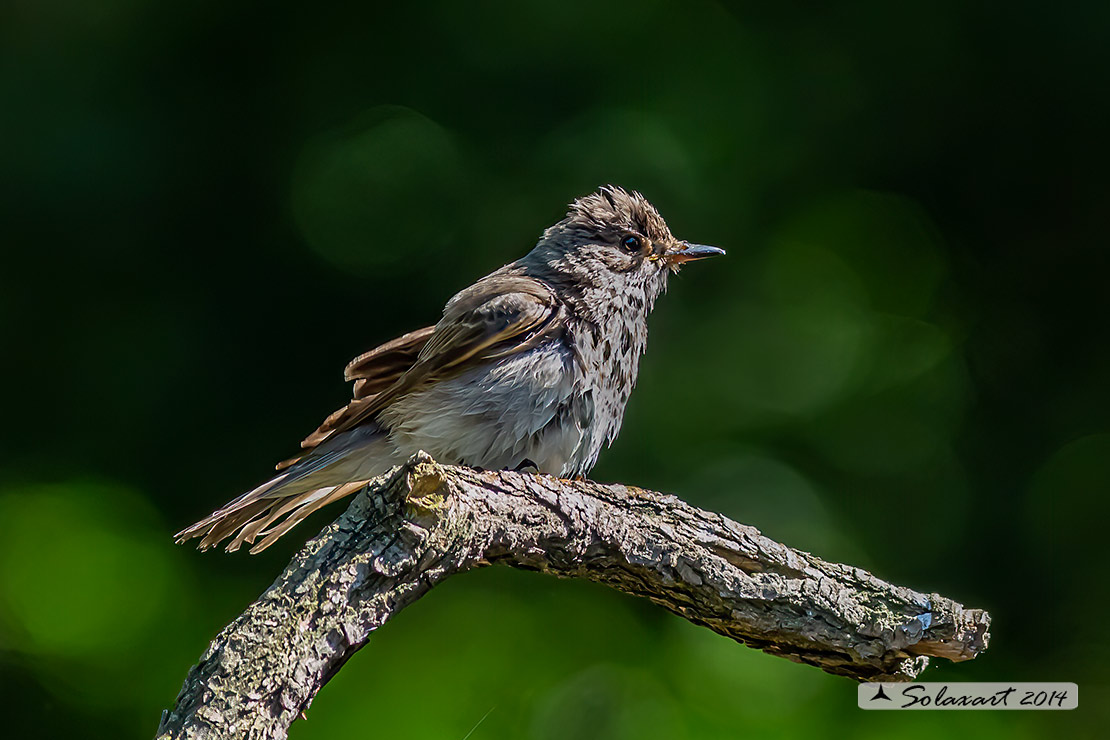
277, 274, 561, 469
274, 326, 435, 469
345, 326, 437, 399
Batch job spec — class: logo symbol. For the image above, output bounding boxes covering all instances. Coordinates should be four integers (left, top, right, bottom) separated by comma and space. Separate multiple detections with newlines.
870, 685, 892, 701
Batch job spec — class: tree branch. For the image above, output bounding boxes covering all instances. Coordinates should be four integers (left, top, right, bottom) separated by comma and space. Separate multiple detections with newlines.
156, 452, 990, 740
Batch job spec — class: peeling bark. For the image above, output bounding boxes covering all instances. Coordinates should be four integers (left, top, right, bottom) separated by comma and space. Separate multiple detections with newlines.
157, 452, 990, 740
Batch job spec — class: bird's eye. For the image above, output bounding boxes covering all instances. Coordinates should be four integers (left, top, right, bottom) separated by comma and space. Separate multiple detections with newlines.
620, 235, 642, 252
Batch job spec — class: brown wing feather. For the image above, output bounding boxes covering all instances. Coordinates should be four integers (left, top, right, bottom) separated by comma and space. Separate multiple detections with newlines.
276, 274, 563, 472
274, 326, 435, 470
314, 274, 562, 442
344, 326, 436, 391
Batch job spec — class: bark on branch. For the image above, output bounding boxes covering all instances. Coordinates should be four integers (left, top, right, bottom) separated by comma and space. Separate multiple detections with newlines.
157, 452, 990, 740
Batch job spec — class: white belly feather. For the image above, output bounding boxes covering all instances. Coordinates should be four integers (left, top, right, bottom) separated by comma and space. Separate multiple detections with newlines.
379, 341, 589, 476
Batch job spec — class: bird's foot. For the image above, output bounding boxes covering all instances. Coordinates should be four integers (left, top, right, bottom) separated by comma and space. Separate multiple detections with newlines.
514, 458, 540, 474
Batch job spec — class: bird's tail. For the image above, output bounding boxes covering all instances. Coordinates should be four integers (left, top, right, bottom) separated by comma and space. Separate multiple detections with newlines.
176, 430, 390, 552
175, 426, 397, 552
174, 477, 368, 554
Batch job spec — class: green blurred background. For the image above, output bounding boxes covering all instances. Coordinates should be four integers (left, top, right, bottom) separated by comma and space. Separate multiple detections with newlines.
1, 0, 1107, 737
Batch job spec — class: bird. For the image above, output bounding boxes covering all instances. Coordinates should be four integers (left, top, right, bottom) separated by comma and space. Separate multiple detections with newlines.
176, 186, 724, 553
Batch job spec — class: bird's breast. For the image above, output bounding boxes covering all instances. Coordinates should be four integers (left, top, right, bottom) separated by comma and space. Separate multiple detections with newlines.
565, 312, 647, 447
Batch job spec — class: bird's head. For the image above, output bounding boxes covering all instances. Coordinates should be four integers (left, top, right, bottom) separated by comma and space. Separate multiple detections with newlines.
524, 186, 724, 305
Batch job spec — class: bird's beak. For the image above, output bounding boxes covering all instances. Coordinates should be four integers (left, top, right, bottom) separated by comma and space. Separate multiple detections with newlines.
664, 242, 726, 265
